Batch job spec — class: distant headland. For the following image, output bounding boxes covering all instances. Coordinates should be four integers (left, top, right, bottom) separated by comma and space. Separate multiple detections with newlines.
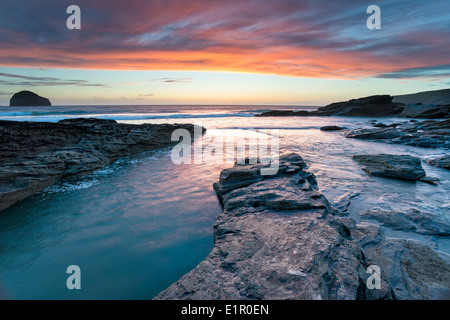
256, 88, 450, 119
10, 90, 51, 107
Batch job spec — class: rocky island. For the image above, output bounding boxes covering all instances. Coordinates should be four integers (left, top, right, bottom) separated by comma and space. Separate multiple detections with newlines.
346, 119, 450, 150
10, 90, 52, 107
0, 118, 205, 212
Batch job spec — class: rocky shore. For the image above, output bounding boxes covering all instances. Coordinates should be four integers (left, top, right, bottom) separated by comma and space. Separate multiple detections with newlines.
352, 154, 438, 183
256, 94, 449, 119
156, 154, 450, 300
346, 119, 450, 150
0, 118, 204, 212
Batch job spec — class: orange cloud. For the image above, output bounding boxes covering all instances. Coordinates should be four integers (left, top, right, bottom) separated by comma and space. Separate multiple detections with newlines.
0, 0, 449, 80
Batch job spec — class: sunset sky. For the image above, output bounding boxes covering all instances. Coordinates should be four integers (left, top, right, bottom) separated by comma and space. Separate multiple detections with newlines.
0, 0, 449, 105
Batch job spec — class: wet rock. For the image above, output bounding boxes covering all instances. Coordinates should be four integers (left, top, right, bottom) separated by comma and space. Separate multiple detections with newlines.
352, 154, 426, 181
426, 155, 450, 170
255, 110, 312, 117
156, 154, 395, 300
10, 90, 51, 106
320, 126, 345, 131
346, 119, 450, 149
0, 118, 205, 212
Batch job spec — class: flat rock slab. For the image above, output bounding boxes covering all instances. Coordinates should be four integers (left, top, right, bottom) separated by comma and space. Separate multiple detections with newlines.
156, 153, 450, 300
353, 223, 450, 300
352, 154, 426, 181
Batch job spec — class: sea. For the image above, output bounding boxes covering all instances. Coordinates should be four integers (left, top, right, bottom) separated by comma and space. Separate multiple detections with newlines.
0, 105, 448, 299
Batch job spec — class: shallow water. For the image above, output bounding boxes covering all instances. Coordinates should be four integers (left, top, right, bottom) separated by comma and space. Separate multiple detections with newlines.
0, 106, 448, 299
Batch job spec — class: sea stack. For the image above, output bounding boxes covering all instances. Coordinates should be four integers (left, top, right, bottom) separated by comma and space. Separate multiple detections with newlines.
10, 90, 51, 106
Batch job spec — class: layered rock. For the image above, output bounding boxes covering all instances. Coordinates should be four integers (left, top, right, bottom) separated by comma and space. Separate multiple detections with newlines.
255, 91, 450, 119
393, 88, 450, 106
156, 154, 396, 300
10, 90, 51, 106
315, 95, 405, 117
0, 118, 205, 212
399, 104, 450, 119
320, 126, 345, 131
256, 95, 406, 118
426, 155, 450, 170
360, 209, 450, 236
346, 119, 450, 149
352, 154, 427, 181
156, 153, 450, 300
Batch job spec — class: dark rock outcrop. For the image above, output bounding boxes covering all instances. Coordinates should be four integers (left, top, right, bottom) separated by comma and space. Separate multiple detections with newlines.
346, 119, 450, 149
352, 154, 427, 181
360, 209, 450, 236
10, 91, 51, 106
256, 95, 406, 118
256, 90, 450, 119
156, 153, 450, 300
352, 223, 450, 300
0, 118, 205, 212
426, 155, 450, 170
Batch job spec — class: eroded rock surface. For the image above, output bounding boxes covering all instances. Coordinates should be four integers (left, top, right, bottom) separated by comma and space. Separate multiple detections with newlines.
156, 153, 450, 300
0, 118, 204, 212
346, 119, 450, 149
426, 155, 450, 170
156, 154, 395, 300
353, 223, 450, 300
352, 154, 427, 181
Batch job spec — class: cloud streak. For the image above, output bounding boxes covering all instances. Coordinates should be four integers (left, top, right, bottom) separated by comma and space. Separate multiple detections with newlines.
0, 72, 108, 87
0, 0, 449, 79
150, 78, 193, 83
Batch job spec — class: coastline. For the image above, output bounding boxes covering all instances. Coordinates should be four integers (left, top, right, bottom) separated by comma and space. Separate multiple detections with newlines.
1, 103, 449, 300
